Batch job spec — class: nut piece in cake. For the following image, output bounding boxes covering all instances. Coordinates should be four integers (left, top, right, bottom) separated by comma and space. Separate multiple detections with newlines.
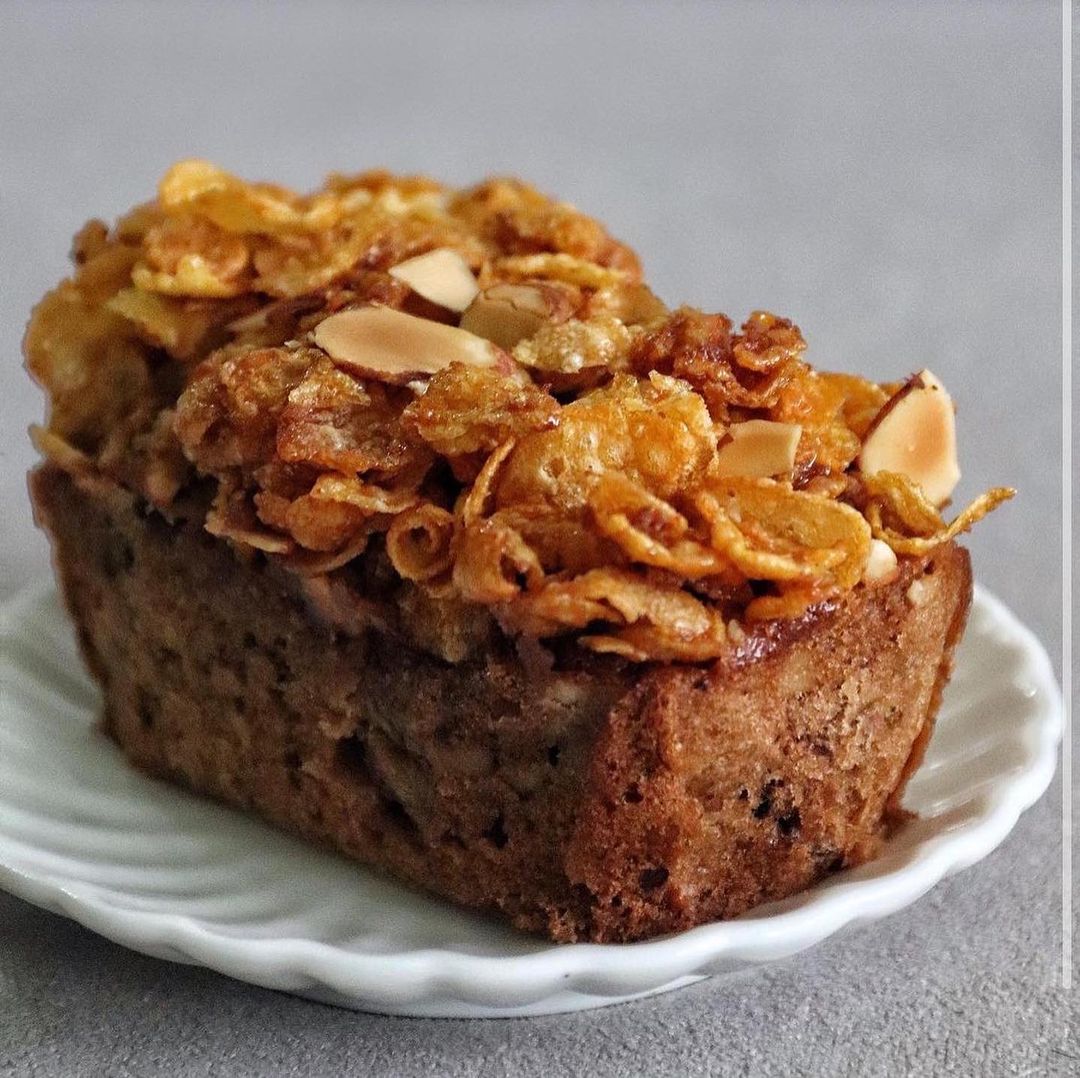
862, 538, 900, 585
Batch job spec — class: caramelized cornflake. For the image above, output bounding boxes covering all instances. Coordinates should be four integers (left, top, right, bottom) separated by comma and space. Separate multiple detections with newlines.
26, 160, 1010, 662
403, 364, 559, 459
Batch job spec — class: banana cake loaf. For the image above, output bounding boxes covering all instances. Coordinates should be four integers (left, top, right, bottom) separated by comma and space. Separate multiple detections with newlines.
25, 162, 1011, 942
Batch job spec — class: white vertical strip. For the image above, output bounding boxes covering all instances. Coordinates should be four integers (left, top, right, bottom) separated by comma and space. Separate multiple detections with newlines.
1062, 0, 1073, 995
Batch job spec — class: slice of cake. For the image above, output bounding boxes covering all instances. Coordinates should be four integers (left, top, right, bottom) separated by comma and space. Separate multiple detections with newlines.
25, 162, 1011, 942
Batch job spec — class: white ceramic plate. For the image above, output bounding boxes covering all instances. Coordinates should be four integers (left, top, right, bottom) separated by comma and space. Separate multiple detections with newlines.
0, 581, 1061, 1018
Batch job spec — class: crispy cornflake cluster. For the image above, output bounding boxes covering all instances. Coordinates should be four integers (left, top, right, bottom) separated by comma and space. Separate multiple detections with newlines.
26, 161, 1012, 662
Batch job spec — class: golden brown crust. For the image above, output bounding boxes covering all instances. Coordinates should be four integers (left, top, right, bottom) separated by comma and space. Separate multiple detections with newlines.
31, 464, 971, 942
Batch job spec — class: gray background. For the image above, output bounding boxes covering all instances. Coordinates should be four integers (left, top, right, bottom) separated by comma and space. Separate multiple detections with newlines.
0, 1, 1072, 1074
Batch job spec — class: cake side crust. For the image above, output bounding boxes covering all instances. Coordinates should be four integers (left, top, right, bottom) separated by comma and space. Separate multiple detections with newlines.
566, 540, 971, 940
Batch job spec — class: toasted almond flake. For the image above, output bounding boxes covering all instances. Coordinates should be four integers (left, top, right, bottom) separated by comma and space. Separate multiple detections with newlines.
388, 248, 479, 312
313, 305, 509, 384
862, 538, 899, 585
460, 283, 569, 350
714, 420, 802, 478
859, 369, 960, 506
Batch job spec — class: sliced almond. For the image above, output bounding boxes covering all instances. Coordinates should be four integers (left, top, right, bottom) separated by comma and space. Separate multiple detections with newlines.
858, 368, 960, 506
459, 283, 571, 350
313, 306, 508, 384
388, 248, 479, 312
862, 538, 899, 585
714, 420, 802, 478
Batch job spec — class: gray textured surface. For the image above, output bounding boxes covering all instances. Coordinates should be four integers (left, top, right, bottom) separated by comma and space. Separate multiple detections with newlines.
0, 1, 1071, 1074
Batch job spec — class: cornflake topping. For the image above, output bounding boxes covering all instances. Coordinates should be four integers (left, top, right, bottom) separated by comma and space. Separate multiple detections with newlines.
25, 160, 1013, 663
